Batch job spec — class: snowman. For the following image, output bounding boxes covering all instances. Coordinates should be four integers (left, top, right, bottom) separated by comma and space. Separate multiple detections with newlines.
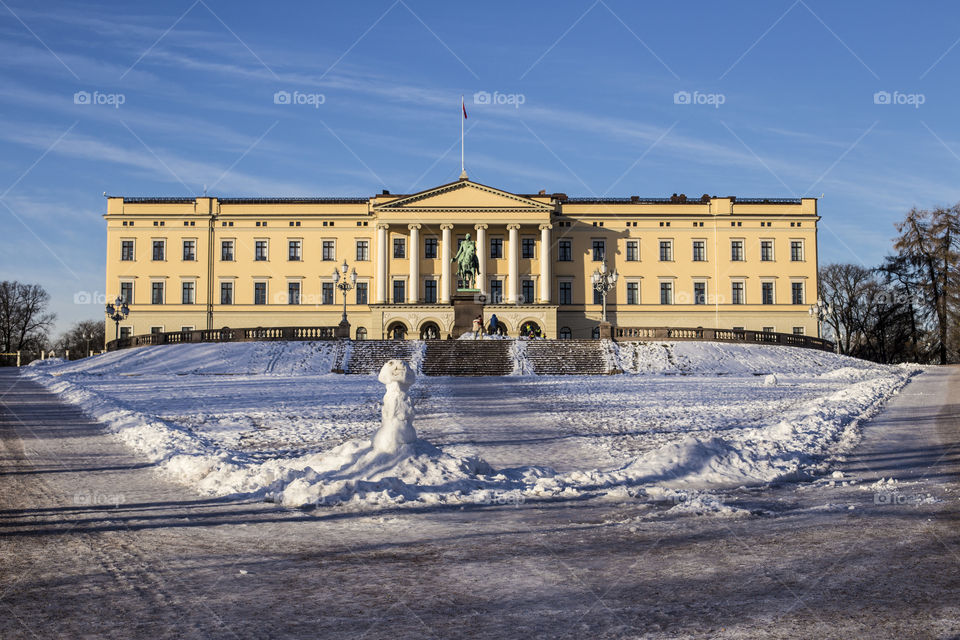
371, 359, 417, 454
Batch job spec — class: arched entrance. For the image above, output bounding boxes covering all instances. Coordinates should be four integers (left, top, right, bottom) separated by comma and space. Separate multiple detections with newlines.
519, 320, 542, 338
386, 322, 408, 340
419, 321, 441, 340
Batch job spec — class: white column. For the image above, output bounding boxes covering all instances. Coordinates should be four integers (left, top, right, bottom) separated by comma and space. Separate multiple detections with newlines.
474, 224, 488, 298
539, 223, 552, 303
440, 223, 453, 303
407, 224, 420, 303
375, 223, 388, 303
507, 224, 520, 304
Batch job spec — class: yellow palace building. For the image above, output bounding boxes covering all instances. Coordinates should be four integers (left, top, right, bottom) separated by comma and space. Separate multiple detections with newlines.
103, 176, 820, 340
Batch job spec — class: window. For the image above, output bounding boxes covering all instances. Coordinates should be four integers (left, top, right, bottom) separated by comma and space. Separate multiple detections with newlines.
490, 237, 503, 259
393, 237, 406, 259
181, 240, 196, 261
791, 240, 804, 261
220, 282, 233, 305
558, 239, 572, 261
732, 281, 745, 304
121, 240, 134, 261
592, 239, 605, 262
255, 240, 268, 261
559, 327, 572, 339
152, 240, 165, 261
761, 240, 774, 261
151, 281, 164, 304
254, 282, 267, 305
731, 240, 744, 261
791, 282, 805, 305
120, 282, 133, 304
522, 238, 535, 259
288, 281, 301, 305
694, 282, 706, 305
591, 327, 601, 339
763, 326, 775, 333
490, 279, 503, 303
559, 281, 572, 305
762, 282, 774, 305
392, 280, 405, 304
356, 327, 367, 340
288, 240, 302, 261
322, 282, 334, 305
221, 240, 234, 261
692, 240, 705, 262
424, 237, 438, 259
626, 240, 639, 262
659, 240, 673, 262
150, 326, 163, 335
793, 327, 805, 336
424, 279, 437, 303
355, 282, 368, 305
522, 279, 535, 304
660, 282, 673, 305
356, 240, 369, 261
181, 281, 195, 304
322, 240, 335, 261
119, 327, 132, 339
593, 287, 603, 305
626, 281, 639, 304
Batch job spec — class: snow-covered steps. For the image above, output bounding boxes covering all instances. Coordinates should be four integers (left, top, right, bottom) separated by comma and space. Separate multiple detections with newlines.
344, 340, 423, 374
421, 340, 513, 376
524, 340, 610, 375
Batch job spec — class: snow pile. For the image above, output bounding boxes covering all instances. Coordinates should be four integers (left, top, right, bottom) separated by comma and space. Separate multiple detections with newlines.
23, 341, 922, 512
509, 340, 534, 376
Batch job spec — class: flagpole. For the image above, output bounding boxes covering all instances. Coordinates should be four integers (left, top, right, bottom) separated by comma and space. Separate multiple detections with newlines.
460, 95, 464, 176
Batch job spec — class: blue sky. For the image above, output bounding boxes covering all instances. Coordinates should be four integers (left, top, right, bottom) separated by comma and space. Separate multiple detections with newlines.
3, 0, 960, 333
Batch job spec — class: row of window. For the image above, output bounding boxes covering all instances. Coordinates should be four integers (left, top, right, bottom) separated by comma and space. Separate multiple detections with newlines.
127, 277, 805, 307
123, 237, 806, 264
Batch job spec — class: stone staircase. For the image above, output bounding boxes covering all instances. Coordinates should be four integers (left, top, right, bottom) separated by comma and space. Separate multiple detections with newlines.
524, 340, 610, 375
421, 340, 513, 376
344, 340, 423, 374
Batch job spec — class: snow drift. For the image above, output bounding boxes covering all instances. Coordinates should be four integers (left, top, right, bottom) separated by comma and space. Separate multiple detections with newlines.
24, 341, 921, 510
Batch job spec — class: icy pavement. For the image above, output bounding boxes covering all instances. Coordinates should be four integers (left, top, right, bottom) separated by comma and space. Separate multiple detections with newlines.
22, 341, 921, 509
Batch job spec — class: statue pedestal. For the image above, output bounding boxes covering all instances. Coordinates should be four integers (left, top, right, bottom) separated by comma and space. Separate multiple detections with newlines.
451, 290, 483, 338
335, 319, 351, 339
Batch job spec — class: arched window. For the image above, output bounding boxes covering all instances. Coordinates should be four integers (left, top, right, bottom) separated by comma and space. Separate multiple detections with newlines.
355, 327, 367, 340
591, 326, 601, 339
559, 327, 572, 339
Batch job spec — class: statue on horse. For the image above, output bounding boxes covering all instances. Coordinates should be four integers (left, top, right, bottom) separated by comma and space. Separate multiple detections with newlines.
453, 233, 480, 290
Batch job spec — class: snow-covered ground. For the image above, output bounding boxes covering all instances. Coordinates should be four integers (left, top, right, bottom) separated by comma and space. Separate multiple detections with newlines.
24, 341, 921, 511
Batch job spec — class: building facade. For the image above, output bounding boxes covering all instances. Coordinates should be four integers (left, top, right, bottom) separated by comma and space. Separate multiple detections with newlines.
104, 178, 820, 340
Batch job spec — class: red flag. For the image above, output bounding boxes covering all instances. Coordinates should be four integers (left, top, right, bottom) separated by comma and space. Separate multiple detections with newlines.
462, 97, 468, 119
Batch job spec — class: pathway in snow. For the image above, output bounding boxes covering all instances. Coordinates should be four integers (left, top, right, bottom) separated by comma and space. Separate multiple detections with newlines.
413, 376, 629, 473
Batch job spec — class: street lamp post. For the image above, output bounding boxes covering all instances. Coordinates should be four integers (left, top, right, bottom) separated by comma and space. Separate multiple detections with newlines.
105, 295, 130, 343
333, 259, 357, 338
81, 331, 90, 358
809, 297, 834, 349
591, 258, 618, 338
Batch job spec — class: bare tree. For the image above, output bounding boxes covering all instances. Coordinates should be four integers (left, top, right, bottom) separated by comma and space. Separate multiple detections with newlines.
0, 281, 55, 353
54, 319, 106, 359
893, 205, 959, 364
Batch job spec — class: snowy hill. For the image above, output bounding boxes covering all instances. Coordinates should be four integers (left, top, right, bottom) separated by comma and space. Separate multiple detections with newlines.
34, 339, 874, 378
25, 341, 921, 511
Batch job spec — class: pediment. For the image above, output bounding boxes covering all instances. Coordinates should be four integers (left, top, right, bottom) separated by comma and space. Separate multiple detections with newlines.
373, 180, 554, 213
